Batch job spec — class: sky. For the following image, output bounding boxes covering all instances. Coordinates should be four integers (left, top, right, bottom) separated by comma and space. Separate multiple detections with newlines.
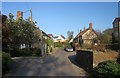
1, 0, 120, 2
2, 2, 118, 38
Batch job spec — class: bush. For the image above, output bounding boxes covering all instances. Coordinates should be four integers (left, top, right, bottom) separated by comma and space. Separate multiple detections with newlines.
94, 60, 120, 77
117, 54, 120, 64
54, 42, 63, 48
10, 48, 22, 57
10, 48, 42, 57
2, 52, 11, 74
20, 48, 32, 56
31, 48, 41, 56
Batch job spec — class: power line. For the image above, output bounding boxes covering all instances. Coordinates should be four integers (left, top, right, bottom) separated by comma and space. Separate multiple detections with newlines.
9, 9, 33, 20
23, 10, 30, 13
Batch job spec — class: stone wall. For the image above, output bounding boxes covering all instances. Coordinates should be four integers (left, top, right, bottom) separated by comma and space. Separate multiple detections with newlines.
76, 50, 93, 71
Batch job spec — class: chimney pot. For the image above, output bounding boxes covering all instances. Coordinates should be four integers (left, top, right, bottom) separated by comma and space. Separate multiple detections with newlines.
80, 30, 82, 33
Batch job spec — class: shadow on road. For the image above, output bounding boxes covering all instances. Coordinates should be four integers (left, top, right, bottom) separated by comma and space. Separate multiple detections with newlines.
6, 54, 78, 76
68, 55, 80, 67
68, 55, 91, 75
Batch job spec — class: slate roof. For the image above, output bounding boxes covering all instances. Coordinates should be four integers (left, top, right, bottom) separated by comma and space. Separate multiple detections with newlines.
60, 35, 65, 39
113, 17, 120, 24
53, 36, 59, 39
41, 30, 51, 39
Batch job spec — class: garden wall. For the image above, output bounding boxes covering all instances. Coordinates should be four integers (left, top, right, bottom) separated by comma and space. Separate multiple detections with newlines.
76, 50, 93, 71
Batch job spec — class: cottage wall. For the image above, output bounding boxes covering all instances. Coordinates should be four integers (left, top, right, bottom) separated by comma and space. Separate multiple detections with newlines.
82, 30, 97, 48
82, 30, 97, 40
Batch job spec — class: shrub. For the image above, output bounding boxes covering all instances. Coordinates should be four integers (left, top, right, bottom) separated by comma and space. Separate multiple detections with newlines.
10, 48, 42, 57
10, 48, 22, 57
94, 60, 120, 77
2, 52, 11, 74
54, 42, 63, 48
117, 54, 120, 64
31, 48, 41, 56
20, 48, 32, 56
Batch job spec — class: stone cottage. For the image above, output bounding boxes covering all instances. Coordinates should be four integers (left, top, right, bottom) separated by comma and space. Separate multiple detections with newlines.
73, 22, 98, 49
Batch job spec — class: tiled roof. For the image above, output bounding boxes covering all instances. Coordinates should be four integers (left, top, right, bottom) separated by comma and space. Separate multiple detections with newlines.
53, 36, 59, 38
74, 28, 98, 39
48, 34, 53, 37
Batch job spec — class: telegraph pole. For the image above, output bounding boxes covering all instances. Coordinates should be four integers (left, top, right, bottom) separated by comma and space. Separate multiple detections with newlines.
23, 9, 33, 22
30, 9, 32, 22
118, 2, 120, 52
118, 20, 120, 52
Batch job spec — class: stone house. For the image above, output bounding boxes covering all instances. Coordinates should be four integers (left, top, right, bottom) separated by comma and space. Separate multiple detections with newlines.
112, 17, 120, 43
73, 22, 98, 49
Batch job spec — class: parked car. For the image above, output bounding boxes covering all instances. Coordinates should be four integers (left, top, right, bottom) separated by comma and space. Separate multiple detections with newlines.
66, 46, 73, 52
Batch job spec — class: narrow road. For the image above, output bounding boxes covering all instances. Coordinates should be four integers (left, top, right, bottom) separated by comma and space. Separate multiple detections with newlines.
6, 48, 89, 76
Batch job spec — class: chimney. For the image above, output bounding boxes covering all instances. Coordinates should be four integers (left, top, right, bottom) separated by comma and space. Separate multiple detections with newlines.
89, 22, 92, 30
16, 11, 23, 20
80, 30, 82, 33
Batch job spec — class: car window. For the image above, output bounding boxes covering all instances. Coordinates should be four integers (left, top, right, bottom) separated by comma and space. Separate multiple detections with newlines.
68, 47, 72, 49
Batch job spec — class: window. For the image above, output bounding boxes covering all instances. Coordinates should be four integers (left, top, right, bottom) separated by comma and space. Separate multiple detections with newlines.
114, 22, 118, 28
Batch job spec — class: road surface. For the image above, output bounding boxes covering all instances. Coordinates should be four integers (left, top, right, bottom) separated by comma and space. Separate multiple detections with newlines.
6, 48, 89, 76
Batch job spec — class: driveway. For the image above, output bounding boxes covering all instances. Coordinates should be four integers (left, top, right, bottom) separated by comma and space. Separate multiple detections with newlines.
5, 48, 89, 76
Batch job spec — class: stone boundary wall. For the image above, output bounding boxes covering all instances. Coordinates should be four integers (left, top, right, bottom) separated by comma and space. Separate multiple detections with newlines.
76, 50, 93, 71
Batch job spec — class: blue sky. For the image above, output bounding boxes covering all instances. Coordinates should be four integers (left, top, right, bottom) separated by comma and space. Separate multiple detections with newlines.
2, 2, 118, 38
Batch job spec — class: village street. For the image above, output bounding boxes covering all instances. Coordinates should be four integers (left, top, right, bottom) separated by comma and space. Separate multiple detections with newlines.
6, 48, 89, 76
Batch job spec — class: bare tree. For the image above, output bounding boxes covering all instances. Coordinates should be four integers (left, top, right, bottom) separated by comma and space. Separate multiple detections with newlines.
67, 31, 73, 41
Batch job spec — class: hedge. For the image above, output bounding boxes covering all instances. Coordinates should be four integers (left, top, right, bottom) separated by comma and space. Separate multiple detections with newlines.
10, 48, 42, 57
2, 52, 11, 75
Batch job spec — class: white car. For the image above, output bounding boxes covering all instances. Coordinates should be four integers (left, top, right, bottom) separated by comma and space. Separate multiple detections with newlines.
66, 47, 73, 52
